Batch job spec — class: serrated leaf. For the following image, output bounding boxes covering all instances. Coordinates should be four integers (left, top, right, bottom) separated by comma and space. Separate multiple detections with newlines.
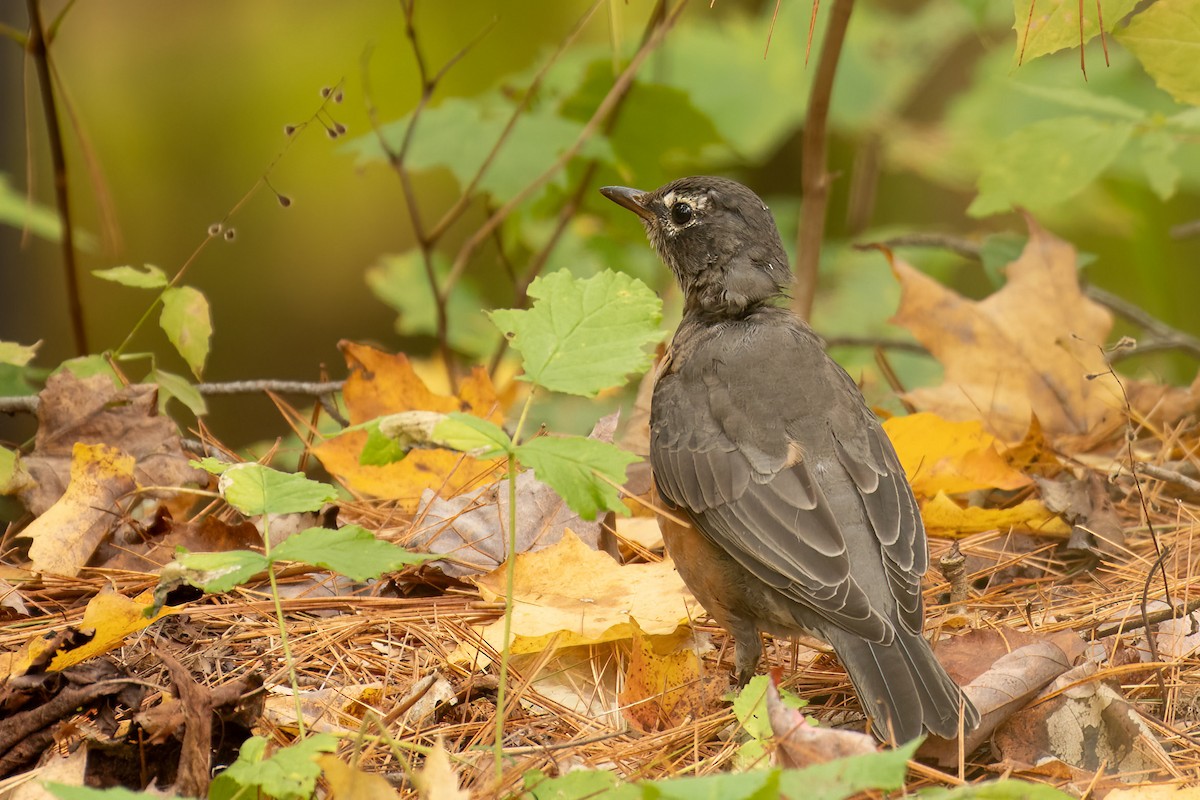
57, 355, 121, 385
218, 463, 337, 516
92, 264, 168, 289
490, 269, 663, 397
191, 456, 231, 475
150, 368, 207, 416
160, 286, 212, 377
514, 435, 639, 521
775, 740, 919, 800
174, 549, 269, 593
434, 413, 513, 458
0, 340, 39, 367
1116, 0, 1200, 107
46, 786, 184, 800
212, 734, 336, 800
271, 524, 438, 578
359, 422, 409, 466
969, 116, 1134, 216
1011, 0, 1138, 63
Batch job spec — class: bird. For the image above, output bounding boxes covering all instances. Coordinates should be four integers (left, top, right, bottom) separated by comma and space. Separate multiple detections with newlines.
600, 176, 979, 742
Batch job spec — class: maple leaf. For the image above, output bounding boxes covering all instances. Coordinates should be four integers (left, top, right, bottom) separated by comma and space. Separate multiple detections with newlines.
886, 216, 1122, 440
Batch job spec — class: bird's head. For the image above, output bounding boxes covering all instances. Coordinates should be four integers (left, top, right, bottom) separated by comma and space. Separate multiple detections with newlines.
601, 176, 791, 317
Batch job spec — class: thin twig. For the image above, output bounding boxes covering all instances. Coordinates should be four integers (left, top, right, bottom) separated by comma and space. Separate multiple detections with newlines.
1088, 285, 1200, 362
1089, 595, 1200, 639
440, 0, 690, 302
0, 379, 346, 416
792, 0, 855, 321
26, 0, 87, 355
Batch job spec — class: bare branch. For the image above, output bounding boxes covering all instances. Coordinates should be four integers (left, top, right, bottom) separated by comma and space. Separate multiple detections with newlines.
792, 0, 856, 321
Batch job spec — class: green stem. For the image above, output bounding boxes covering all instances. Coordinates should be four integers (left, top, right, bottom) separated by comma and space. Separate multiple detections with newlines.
261, 519, 307, 738
492, 388, 534, 784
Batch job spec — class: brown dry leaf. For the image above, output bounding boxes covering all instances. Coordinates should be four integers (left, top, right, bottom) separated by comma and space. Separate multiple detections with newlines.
409, 415, 617, 577
765, 677, 875, 766
883, 412, 1032, 496
923, 634, 1081, 766
17, 372, 206, 516
620, 621, 723, 733
1034, 472, 1126, 560
319, 755, 401, 800
412, 738, 468, 800
993, 663, 1172, 783
1106, 786, 1200, 800
313, 342, 504, 507
887, 216, 1123, 440
460, 530, 703, 665
921, 491, 1070, 538
17, 442, 138, 577
103, 514, 262, 573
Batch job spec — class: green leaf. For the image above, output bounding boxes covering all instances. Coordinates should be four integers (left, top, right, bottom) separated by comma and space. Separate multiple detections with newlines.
160, 286, 212, 378
174, 549, 269, 593
360, 421, 409, 466
0, 174, 97, 250
191, 456, 232, 475
342, 94, 614, 203
0, 445, 28, 495
92, 264, 168, 289
776, 740, 919, 800
150, 368, 208, 417
732, 676, 808, 768
210, 734, 336, 800
514, 435, 639, 521
433, 413, 513, 458
643, 770, 779, 800
490, 269, 664, 397
271, 524, 438, 578
1116, 0, 1200, 107
1138, 129, 1181, 201
366, 250, 496, 357
523, 768, 641, 800
218, 463, 337, 516
0, 341, 37, 368
45, 786, 183, 800
56, 355, 121, 386
969, 116, 1134, 216
1011, 0, 1138, 63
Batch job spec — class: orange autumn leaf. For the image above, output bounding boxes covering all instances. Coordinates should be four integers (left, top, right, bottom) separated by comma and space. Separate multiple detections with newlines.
885, 215, 1123, 440
883, 412, 1031, 497
313, 341, 504, 507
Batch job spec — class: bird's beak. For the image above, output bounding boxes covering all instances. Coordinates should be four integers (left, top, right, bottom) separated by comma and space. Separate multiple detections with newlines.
600, 186, 655, 222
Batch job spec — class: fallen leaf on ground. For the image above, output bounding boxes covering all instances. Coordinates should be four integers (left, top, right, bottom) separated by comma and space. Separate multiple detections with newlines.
16, 372, 206, 516
16, 443, 138, 577
883, 412, 1032, 496
885, 215, 1122, 440
412, 738, 468, 800
923, 631, 1083, 765
766, 676, 876, 766
319, 755, 401, 800
409, 415, 618, 577
921, 492, 1070, 538
48, 589, 175, 671
1034, 472, 1126, 560
458, 529, 703, 666
621, 621, 724, 733
993, 662, 1171, 783
313, 342, 504, 507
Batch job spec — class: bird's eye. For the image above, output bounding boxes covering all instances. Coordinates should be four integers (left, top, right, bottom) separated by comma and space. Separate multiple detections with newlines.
670, 202, 694, 226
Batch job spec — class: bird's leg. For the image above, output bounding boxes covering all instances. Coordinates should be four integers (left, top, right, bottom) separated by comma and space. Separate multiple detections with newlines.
733, 629, 764, 687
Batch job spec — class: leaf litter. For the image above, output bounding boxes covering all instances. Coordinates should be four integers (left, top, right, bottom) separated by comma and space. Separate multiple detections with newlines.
3, 233, 1200, 797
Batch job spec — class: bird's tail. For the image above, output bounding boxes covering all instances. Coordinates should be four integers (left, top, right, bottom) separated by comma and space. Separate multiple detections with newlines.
827, 626, 979, 743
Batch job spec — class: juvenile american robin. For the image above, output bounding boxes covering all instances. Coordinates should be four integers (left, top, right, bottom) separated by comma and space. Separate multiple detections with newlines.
601, 176, 979, 742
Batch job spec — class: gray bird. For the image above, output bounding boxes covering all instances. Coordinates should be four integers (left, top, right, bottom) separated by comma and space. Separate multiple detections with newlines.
601, 176, 979, 742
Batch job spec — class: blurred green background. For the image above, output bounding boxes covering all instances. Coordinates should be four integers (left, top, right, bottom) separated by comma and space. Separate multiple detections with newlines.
2, 0, 1198, 449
